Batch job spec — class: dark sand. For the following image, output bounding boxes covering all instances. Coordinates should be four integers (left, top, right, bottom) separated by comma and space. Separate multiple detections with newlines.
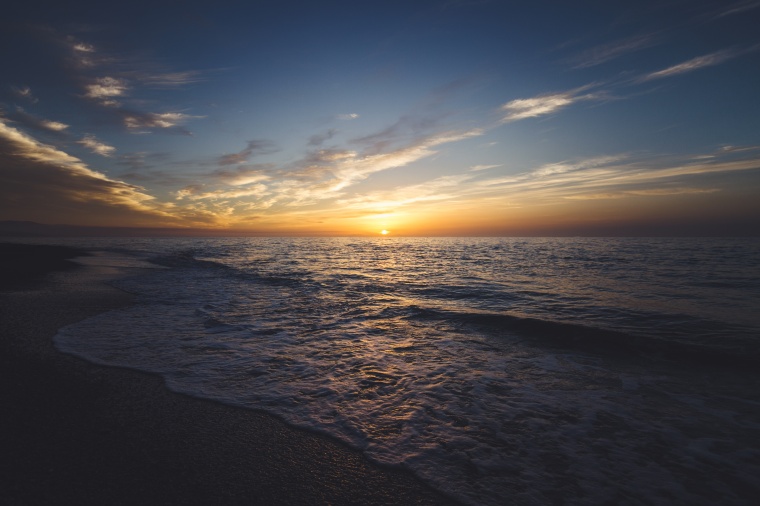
0, 244, 460, 505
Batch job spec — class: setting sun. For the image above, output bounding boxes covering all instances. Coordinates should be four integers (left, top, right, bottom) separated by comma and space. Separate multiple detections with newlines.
381, 230, 389, 235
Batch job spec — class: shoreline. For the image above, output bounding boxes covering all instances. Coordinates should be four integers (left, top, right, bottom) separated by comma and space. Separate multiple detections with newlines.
0, 245, 459, 505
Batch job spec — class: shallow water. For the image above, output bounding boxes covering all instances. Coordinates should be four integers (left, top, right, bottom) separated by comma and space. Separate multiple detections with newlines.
43, 237, 760, 504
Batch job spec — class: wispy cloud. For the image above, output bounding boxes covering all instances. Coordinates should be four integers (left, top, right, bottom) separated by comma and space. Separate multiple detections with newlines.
175, 184, 206, 200
335, 174, 471, 213
138, 70, 205, 87
717, 1, 760, 17
641, 49, 741, 81
65, 36, 205, 88
337, 113, 360, 120
470, 164, 502, 171
500, 88, 600, 122
114, 151, 170, 172
718, 144, 760, 154
569, 33, 658, 69
218, 140, 278, 165
11, 85, 38, 103
59, 36, 207, 133
77, 134, 116, 157
85, 76, 129, 105
323, 128, 483, 194
5, 107, 69, 133
66, 37, 100, 68
174, 128, 484, 215
178, 184, 270, 202
212, 164, 273, 186
468, 151, 760, 205
331, 148, 757, 220
531, 156, 626, 177
350, 113, 448, 154
564, 188, 721, 200
309, 129, 338, 147
124, 111, 202, 133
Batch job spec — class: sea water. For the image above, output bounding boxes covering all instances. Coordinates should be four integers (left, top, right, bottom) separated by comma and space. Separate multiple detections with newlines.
43, 237, 760, 505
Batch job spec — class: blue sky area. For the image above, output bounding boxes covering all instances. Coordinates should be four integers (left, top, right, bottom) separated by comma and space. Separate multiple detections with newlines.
1, 0, 759, 235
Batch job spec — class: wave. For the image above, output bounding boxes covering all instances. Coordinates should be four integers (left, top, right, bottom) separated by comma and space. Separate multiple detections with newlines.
147, 250, 232, 270
406, 305, 760, 369
143, 247, 760, 369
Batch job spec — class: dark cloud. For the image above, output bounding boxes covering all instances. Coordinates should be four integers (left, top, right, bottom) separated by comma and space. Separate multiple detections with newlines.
308, 128, 337, 146
0, 118, 182, 226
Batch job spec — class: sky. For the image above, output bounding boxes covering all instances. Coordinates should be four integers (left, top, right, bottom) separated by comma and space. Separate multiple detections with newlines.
1, 0, 759, 236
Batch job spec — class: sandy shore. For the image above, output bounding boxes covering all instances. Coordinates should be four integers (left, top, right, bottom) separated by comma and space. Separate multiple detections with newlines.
0, 244, 460, 505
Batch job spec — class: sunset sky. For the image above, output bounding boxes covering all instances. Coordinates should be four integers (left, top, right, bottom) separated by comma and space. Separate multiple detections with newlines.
1, 0, 759, 236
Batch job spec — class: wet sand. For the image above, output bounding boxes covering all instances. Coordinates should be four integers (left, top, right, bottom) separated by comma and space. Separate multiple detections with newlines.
0, 244, 460, 505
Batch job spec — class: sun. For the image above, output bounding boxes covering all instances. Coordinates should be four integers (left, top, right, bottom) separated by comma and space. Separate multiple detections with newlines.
381, 229, 389, 235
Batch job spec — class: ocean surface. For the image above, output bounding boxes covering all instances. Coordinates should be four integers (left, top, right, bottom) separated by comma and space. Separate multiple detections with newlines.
28, 237, 760, 504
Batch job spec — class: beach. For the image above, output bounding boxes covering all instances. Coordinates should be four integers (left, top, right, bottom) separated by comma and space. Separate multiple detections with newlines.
3, 238, 758, 505
0, 243, 459, 505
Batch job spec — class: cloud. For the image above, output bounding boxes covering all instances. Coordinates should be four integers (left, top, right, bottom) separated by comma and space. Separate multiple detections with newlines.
625, 188, 721, 196
335, 174, 471, 213
501, 91, 592, 122
217, 140, 277, 165
0, 118, 188, 226
72, 42, 95, 53
212, 164, 273, 186
138, 71, 205, 87
323, 128, 484, 194
66, 37, 100, 67
338, 113, 360, 120
308, 129, 338, 147
4, 107, 69, 133
469, 164, 502, 171
641, 49, 740, 81
124, 111, 202, 133
350, 114, 447, 154
569, 33, 658, 69
175, 184, 205, 200
114, 151, 170, 172
85, 76, 129, 105
719, 144, 760, 154
41, 120, 69, 132
173, 127, 484, 215
11, 85, 38, 103
179, 184, 270, 202
531, 156, 626, 177
77, 134, 116, 156
63, 34, 206, 97
718, 1, 760, 17
323, 147, 750, 219
467, 151, 760, 205
564, 188, 721, 200
285, 147, 758, 223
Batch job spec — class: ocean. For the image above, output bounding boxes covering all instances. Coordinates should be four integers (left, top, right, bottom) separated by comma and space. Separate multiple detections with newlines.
35, 237, 760, 504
